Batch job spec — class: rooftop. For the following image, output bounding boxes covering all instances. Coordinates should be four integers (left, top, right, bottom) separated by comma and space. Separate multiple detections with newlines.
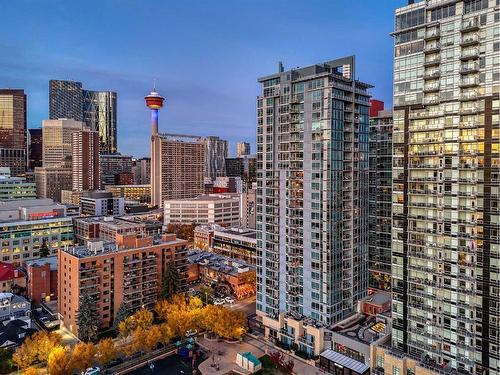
25, 256, 58, 271
331, 312, 389, 345
214, 227, 257, 240
75, 216, 146, 230
188, 249, 254, 276
0, 198, 60, 211
157, 133, 204, 142
62, 235, 186, 259
0, 263, 24, 282
165, 194, 240, 203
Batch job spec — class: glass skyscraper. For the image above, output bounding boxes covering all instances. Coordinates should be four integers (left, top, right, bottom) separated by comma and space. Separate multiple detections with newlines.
388, 1, 500, 374
256, 56, 371, 356
48, 80, 117, 154
0, 89, 27, 176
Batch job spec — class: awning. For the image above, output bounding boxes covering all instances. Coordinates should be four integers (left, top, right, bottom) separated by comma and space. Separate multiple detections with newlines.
320, 349, 369, 374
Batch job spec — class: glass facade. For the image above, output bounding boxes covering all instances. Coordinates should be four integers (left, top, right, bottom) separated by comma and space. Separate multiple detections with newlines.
256, 57, 371, 327
369, 110, 393, 292
0, 89, 27, 176
83, 90, 118, 154
392, 1, 500, 374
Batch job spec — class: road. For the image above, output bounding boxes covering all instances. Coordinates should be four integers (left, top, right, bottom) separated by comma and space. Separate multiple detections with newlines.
128, 353, 203, 375
228, 296, 255, 317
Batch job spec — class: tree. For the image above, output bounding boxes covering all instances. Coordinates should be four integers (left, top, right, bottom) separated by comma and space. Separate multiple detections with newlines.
0, 347, 16, 373
160, 261, 180, 300
158, 323, 174, 346
199, 285, 214, 304
76, 293, 100, 342
12, 331, 61, 370
118, 316, 136, 338
133, 308, 153, 330
24, 367, 40, 375
39, 239, 50, 258
12, 343, 36, 370
96, 338, 117, 366
71, 342, 97, 373
143, 325, 162, 351
112, 302, 129, 331
269, 351, 284, 368
283, 357, 295, 375
47, 346, 72, 375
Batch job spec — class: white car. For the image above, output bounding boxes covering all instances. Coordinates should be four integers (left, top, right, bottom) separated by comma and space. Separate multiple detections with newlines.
186, 329, 198, 337
214, 298, 224, 305
225, 297, 235, 304
83, 367, 100, 375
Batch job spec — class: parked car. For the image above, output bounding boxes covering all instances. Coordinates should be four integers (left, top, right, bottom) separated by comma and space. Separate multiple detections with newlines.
186, 329, 198, 337
225, 297, 234, 304
83, 367, 100, 375
214, 298, 224, 305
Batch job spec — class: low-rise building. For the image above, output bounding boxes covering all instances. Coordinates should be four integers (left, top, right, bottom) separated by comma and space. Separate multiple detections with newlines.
74, 216, 147, 244
212, 228, 257, 264
80, 191, 124, 216
105, 184, 151, 204
187, 250, 255, 299
25, 256, 58, 305
319, 293, 391, 374
58, 233, 188, 335
60, 189, 84, 205
0, 292, 30, 321
0, 176, 36, 201
164, 194, 240, 227
0, 199, 73, 263
0, 262, 26, 293
193, 224, 224, 250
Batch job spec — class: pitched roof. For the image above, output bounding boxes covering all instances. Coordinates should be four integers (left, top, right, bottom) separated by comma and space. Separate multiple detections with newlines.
0, 262, 24, 282
0, 319, 36, 347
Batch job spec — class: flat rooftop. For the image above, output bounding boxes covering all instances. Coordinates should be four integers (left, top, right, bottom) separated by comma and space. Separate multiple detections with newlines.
25, 256, 58, 271
63, 236, 186, 259
75, 216, 145, 229
332, 313, 389, 345
0, 198, 60, 210
165, 194, 239, 203
214, 228, 257, 240
188, 249, 254, 276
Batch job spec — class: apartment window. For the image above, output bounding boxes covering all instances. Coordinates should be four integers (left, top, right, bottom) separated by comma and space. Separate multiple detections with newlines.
396, 8, 425, 30
430, 4, 455, 21
464, 0, 488, 14
494, 42, 500, 52
393, 367, 401, 375
377, 355, 384, 368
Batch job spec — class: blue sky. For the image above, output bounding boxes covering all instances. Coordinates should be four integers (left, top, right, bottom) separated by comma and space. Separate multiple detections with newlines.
0, 0, 404, 157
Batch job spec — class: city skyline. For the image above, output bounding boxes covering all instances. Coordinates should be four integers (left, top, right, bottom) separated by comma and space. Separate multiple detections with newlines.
0, 0, 401, 157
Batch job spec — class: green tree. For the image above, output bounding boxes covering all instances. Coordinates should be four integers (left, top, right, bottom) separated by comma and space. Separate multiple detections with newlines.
76, 293, 100, 342
39, 239, 50, 258
112, 302, 129, 331
160, 261, 180, 299
0, 347, 15, 374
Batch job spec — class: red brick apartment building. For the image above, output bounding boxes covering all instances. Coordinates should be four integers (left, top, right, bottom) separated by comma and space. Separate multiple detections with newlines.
58, 233, 188, 335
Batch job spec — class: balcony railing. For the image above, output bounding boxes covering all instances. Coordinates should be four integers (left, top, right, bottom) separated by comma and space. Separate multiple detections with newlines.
460, 48, 480, 61
460, 34, 479, 47
461, 19, 479, 32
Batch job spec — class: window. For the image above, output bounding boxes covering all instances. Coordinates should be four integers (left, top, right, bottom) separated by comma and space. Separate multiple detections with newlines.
464, 0, 488, 14
393, 367, 401, 375
430, 4, 456, 21
396, 8, 425, 30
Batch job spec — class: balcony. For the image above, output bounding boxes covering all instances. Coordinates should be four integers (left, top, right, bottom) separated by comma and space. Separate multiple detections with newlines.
460, 63, 479, 74
424, 57, 441, 67
459, 105, 482, 115
460, 34, 479, 47
425, 29, 440, 40
459, 77, 479, 88
423, 96, 439, 105
423, 83, 440, 93
424, 43, 441, 54
461, 19, 479, 33
423, 70, 440, 80
460, 49, 479, 61
460, 91, 479, 101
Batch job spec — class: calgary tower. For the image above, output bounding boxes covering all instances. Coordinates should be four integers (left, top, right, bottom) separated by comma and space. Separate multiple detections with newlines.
144, 83, 165, 136
146, 83, 165, 207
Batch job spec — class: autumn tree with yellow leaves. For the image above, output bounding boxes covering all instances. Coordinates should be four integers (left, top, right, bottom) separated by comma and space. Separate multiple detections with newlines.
96, 337, 117, 366
71, 342, 97, 373
12, 331, 62, 370
47, 346, 73, 375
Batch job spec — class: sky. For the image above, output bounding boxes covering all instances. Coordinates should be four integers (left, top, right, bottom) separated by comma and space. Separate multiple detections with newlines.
0, 0, 405, 157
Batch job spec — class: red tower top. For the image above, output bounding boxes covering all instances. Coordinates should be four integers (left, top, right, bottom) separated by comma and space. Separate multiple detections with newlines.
145, 90, 165, 110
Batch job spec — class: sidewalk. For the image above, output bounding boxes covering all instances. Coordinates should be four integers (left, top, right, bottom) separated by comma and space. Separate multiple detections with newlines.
198, 334, 322, 375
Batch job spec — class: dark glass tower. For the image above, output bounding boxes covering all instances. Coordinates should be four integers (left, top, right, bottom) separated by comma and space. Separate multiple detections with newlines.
0, 89, 27, 176
49, 80, 83, 121
83, 90, 117, 154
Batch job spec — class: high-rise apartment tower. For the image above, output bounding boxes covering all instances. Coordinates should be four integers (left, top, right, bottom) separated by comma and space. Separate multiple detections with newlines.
256, 56, 371, 356
390, 1, 500, 374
